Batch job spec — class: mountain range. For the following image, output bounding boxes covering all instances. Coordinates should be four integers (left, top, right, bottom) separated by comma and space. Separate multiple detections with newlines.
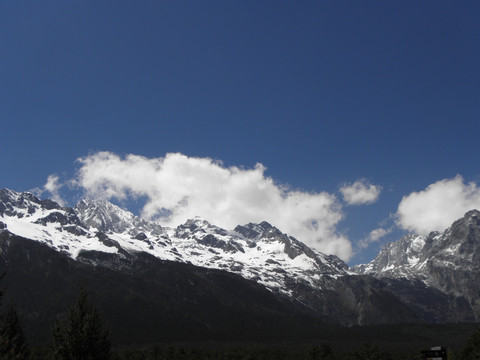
0, 188, 479, 344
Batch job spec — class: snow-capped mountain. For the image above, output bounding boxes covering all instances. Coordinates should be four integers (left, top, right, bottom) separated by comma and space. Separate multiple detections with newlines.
352, 233, 433, 279
0, 189, 348, 302
75, 198, 164, 235
352, 209, 480, 321
1, 188, 479, 325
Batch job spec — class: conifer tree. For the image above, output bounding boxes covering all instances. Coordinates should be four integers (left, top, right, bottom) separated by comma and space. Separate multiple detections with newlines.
0, 272, 29, 359
51, 288, 111, 360
0, 306, 30, 359
460, 327, 480, 360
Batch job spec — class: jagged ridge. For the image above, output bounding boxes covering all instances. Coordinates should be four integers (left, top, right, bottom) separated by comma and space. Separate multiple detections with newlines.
1, 188, 480, 324
352, 209, 480, 321
0, 189, 351, 315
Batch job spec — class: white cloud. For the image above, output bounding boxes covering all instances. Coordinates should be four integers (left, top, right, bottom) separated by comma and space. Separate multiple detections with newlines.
37, 174, 66, 206
396, 175, 480, 234
340, 179, 382, 206
73, 151, 353, 260
358, 227, 392, 249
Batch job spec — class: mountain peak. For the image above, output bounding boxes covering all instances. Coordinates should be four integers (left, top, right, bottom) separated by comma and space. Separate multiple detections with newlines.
458, 209, 480, 227
75, 198, 164, 236
353, 209, 480, 310
233, 221, 276, 240
1, 188, 479, 324
75, 198, 137, 233
0, 188, 62, 218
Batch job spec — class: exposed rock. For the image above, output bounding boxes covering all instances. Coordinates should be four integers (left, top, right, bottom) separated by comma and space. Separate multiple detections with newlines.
352, 209, 480, 321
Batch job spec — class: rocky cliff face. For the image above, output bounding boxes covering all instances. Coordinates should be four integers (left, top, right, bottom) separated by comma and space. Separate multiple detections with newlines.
352, 210, 480, 321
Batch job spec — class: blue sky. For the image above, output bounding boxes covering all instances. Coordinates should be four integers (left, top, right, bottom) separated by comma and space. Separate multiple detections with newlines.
1, 1, 479, 265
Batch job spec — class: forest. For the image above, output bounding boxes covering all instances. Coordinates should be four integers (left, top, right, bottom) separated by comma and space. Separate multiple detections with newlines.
1, 287, 479, 360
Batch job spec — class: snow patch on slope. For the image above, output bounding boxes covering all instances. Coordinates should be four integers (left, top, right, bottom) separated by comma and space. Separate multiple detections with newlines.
0, 189, 349, 300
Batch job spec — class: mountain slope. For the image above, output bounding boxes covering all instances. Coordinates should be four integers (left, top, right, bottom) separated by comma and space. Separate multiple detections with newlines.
0, 230, 327, 345
1, 188, 479, 327
353, 210, 480, 321
0, 189, 351, 304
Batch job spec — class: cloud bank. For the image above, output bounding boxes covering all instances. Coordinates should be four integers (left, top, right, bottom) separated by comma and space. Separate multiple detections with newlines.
340, 179, 382, 206
396, 175, 480, 234
73, 152, 353, 260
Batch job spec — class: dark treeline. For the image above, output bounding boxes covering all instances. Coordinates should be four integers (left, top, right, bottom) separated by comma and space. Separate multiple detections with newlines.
29, 326, 480, 360
1, 284, 479, 360
29, 340, 479, 360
